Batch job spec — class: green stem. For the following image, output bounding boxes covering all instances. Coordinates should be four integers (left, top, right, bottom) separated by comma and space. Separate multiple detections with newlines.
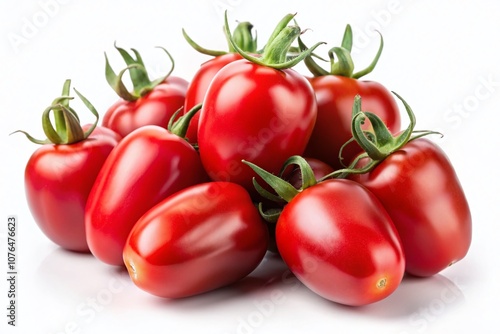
258, 203, 282, 223
105, 44, 176, 101
302, 24, 384, 79
330, 46, 355, 77
243, 155, 317, 204
182, 28, 227, 57
53, 79, 72, 136
224, 11, 324, 69
12, 80, 100, 145
229, 21, 258, 53
321, 92, 440, 179
352, 30, 383, 79
261, 25, 301, 64
262, 13, 296, 51
242, 160, 299, 203
279, 155, 317, 190
147, 47, 176, 92
183, 20, 258, 57
168, 103, 202, 139
341, 24, 353, 52
74, 88, 99, 139
114, 42, 151, 93
297, 36, 329, 76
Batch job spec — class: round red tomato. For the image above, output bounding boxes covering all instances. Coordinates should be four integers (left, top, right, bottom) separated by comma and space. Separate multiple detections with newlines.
102, 76, 188, 138
25, 126, 119, 252
304, 75, 400, 170
123, 182, 268, 298
276, 179, 405, 306
198, 59, 317, 197
349, 138, 472, 277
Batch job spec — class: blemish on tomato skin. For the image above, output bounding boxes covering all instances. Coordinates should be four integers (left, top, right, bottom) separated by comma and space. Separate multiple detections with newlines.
126, 260, 138, 280
376, 277, 387, 289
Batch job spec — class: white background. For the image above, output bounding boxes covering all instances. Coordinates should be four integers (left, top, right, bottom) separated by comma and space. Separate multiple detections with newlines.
1, 0, 499, 333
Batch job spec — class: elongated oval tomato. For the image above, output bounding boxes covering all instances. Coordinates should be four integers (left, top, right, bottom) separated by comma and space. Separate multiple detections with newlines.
198, 59, 317, 197
123, 182, 268, 298
276, 179, 405, 306
349, 138, 472, 277
85, 125, 206, 266
25, 126, 119, 252
183, 53, 242, 143
264, 158, 335, 254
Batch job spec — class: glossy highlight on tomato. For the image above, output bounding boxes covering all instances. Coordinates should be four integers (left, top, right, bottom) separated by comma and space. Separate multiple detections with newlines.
19, 80, 119, 253
102, 76, 188, 138
198, 59, 317, 196
300, 24, 401, 170
341, 93, 472, 277
123, 182, 268, 298
349, 138, 472, 277
276, 179, 405, 306
183, 53, 242, 143
25, 127, 119, 252
85, 125, 206, 266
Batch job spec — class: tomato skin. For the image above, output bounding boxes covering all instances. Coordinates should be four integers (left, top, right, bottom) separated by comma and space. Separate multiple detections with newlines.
304, 75, 401, 170
183, 53, 243, 143
276, 179, 405, 306
82, 123, 122, 142
198, 59, 317, 196
265, 158, 335, 254
85, 125, 206, 266
25, 126, 119, 252
349, 138, 472, 277
102, 76, 188, 138
123, 182, 268, 298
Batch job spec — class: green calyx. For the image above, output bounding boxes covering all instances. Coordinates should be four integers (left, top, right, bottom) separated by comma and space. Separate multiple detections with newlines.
243, 156, 319, 222
183, 20, 258, 57
167, 103, 202, 140
105, 43, 175, 102
320, 93, 441, 180
243, 155, 318, 203
224, 11, 325, 69
12, 79, 99, 145
300, 24, 383, 78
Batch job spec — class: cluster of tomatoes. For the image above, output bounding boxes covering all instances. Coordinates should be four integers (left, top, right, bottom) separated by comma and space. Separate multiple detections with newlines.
17, 12, 472, 306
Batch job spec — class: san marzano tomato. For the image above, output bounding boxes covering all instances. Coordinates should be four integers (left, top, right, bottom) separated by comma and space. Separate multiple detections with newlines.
244, 156, 405, 306
102, 44, 188, 137
16, 80, 119, 252
123, 182, 268, 298
182, 21, 257, 143
300, 25, 400, 170
277, 179, 405, 306
349, 138, 472, 277
339, 94, 472, 277
198, 13, 322, 197
86, 106, 207, 266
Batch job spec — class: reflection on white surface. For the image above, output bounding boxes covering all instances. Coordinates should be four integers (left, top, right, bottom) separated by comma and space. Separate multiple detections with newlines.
26, 248, 469, 334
